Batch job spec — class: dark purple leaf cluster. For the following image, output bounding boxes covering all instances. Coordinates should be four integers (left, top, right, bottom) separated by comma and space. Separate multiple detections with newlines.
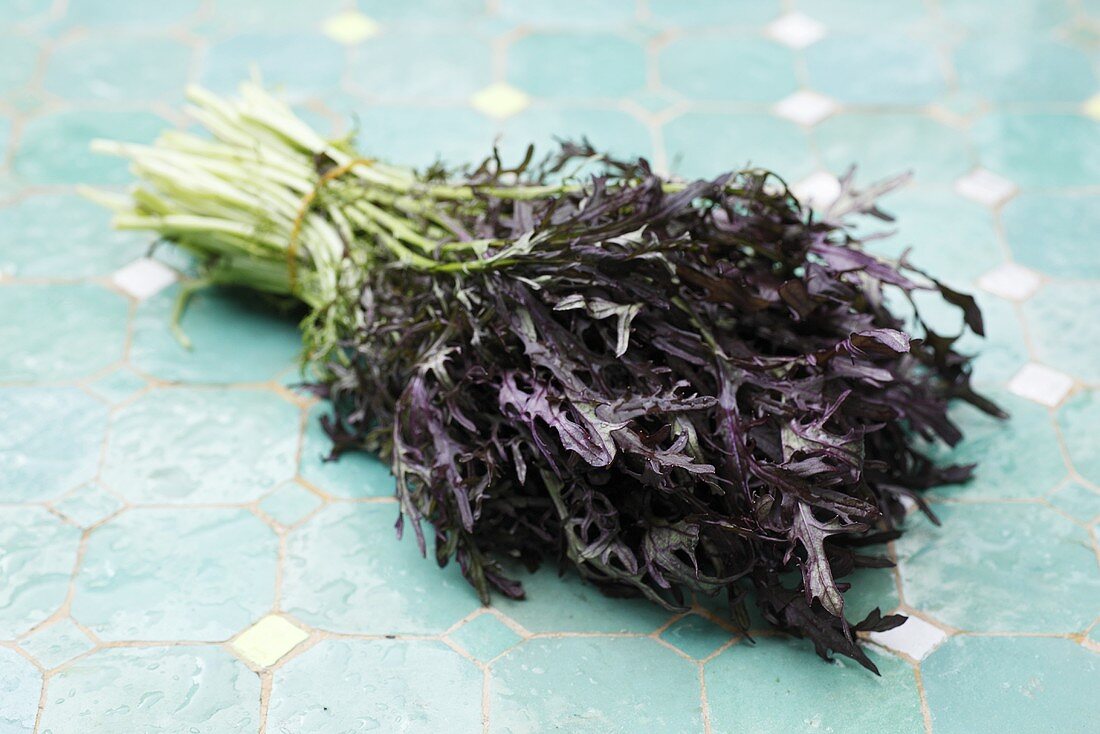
316, 148, 1002, 673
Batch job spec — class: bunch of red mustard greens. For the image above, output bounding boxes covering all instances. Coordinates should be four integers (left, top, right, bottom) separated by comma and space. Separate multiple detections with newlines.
88, 83, 1004, 674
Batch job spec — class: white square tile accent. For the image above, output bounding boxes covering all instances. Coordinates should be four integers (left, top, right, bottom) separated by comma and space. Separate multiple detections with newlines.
791, 171, 842, 210
953, 168, 1018, 207
765, 12, 827, 49
774, 91, 839, 127
321, 10, 379, 45
976, 262, 1041, 302
470, 83, 530, 120
1083, 93, 1100, 122
1008, 363, 1074, 407
867, 615, 948, 661
231, 615, 309, 668
111, 258, 178, 300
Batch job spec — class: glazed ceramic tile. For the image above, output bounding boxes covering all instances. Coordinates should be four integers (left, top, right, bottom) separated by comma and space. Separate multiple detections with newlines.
659, 36, 797, 102
500, 107, 652, 165
706, 637, 924, 734
1057, 391, 1100, 486
259, 480, 323, 526
972, 113, 1100, 187
954, 38, 1096, 104
17, 618, 95, 669
664, 113, 814, 181
0, 388, 107, 502
923, 391, 1065, 499
1047, 482, 1100, 524
1002, 193, 1100, 279
201, 33, 345, 99
0, 285, 127, 381
53, 484, 123, 528
43, 36, 191, 103
0, 34, 37, 97
815, 113, 972, 184
448, 612, 522, 660
0, 648, 41, 734
1023, 284, 1100, 383
507, 32, 646, 98
0, 507, 81, 638
13, 109, 166, 185
0, 194, 150, 279
351, 30, 491, 102
72, 508, 277, 640
129, 285, 301, 383
230, 614, 309, 668
102, 388, 298, 503
282, 503, 481, 634
491, 637, 702, 733
299, 404, 395, 499
651, 0, 781, 26
805, 33, 945, 105
896, 503, 1100, 633
39, 646, 260, 733
660, 614, 732, 659
269, 639, 482, 733
922, 636, 1100, 734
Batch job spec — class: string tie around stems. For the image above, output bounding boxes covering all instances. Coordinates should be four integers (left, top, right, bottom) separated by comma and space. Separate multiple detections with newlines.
287, 157, 376, 293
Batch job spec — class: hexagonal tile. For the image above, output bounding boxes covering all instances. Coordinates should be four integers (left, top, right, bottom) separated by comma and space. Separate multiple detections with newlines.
664, 113, 814, 182
705, 637, 923, 733
0, 506, 81, 638
815, 113, 970, 184
972, 114, 1100, 188
282, 503, 480, 634
954, 38, 1096, 104
448, 612, 521, 661
660, 614, 731, 659
0, 284, 128, 381
43, 35, 191, 103
659, 36, 796, 102
72, 508, 277, 641
650, 0, 780, 25
1058, 391, 1100, 486
269, 639, 481, 732
53, 485, 123, 528
84, 367, 147, 404
507, 32, 646, 99
491, 638, 701, 732
1002, 192, 1100, 279
231, 615, 309, 668
0, 388, 108, 503
102, 388, 298, 504
18, 618, 95, 669
470, 83, 529, 120
774, 90, 839, 127
299, 405, 394, 499
13, 109, 166, 185
0, 193, 150, 279
1047, 482, 1100, 524
976, 262, 1042, 302
259, 481, 323, 526
200, 33, 344, 99
805, 34, 945, 105
493, 565, 671, 634
39, 646, 260, 733
925, 391, 1064, 500
896, 503, 1100, 633
129, 285, 301, 383
1007, 363, 1074, 408
866, 615, 948, 660
1024, 284, 1100, 383
0, 647, 41, 734
922, 637, 1100, 734
351, 30, 490, 102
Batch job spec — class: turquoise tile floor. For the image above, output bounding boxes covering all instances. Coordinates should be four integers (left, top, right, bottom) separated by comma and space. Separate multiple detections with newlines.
1, 1, 1099, 732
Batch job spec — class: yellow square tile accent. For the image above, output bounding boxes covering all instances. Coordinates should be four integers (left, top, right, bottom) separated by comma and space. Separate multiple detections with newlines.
1084, 94, 1100, 121
322, 11, 380, 45
231, 615, 309, 668
471, 83, 530, 120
